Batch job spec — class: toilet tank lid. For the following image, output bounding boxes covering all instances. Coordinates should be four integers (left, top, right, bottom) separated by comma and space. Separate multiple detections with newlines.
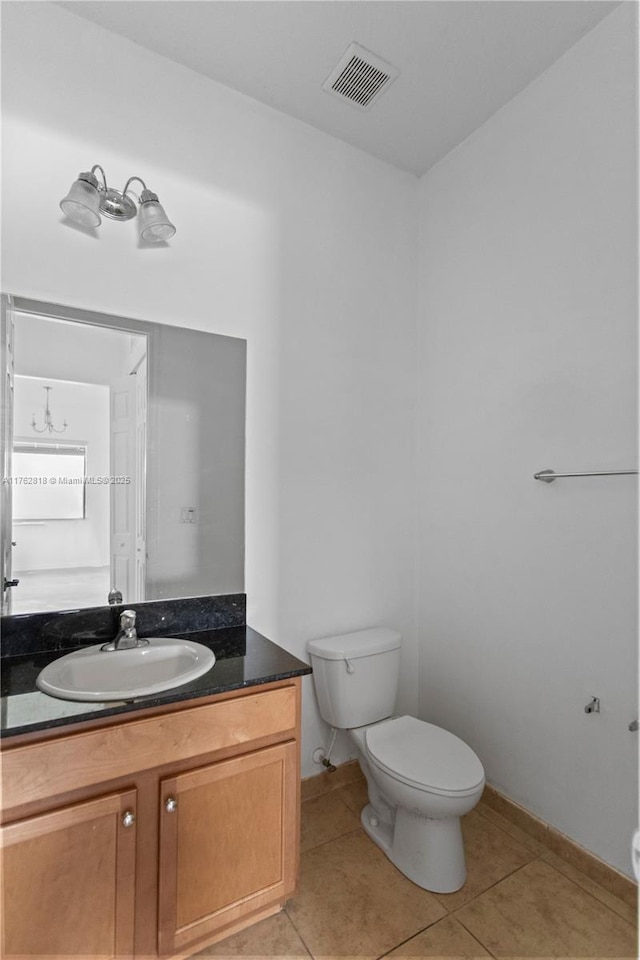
307, 627, 401, 660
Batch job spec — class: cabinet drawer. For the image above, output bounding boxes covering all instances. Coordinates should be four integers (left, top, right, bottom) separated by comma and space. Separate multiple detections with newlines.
2, 685, 297, 812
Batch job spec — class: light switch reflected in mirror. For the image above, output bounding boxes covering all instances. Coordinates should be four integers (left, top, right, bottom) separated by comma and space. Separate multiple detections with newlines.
0, 296, 246, 616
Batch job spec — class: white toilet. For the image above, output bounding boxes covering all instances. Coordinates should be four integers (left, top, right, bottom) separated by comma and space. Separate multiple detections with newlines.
308, 627, 485, 893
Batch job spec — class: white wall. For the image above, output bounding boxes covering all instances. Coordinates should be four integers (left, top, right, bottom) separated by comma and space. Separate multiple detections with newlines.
417, 3, 637, 876
12, 375, 110, 570
1, 2, 419, 775
13, 311, 133, 384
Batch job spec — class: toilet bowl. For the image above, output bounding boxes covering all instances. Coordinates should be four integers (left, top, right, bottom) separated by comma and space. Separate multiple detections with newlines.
350, 716, 484, 892
308, 628, 485, 893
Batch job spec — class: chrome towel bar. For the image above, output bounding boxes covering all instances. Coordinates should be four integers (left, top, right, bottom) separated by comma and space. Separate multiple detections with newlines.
534, 468, 638, 483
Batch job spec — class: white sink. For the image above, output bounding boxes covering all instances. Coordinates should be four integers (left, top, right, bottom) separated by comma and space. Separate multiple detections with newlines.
36, 638, 216, 702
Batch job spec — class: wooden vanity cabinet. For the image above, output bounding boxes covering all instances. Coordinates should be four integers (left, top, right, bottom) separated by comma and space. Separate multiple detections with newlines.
0, 678, 302, 960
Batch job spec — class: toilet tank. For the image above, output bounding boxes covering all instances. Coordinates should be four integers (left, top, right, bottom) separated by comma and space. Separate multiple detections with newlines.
307, 627, 401, 729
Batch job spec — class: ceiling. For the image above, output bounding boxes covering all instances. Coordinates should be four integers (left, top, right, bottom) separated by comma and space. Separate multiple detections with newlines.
56, 1, 619, 176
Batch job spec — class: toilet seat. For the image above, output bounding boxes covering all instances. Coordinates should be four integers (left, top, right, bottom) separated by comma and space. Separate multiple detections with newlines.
365, 716, 484, 799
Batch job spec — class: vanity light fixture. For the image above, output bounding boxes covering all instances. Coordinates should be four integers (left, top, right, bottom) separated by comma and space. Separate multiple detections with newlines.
32, 386, 67, 435
59, 164, 176, 242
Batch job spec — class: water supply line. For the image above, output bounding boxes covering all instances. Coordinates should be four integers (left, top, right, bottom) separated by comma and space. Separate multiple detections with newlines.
322, 727, 338, 772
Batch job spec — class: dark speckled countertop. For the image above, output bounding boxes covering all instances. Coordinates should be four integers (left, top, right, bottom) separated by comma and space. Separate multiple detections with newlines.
0, 595, 312, 740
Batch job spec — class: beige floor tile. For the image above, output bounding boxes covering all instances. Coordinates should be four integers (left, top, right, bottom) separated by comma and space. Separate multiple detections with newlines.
334, 779, 370, 816
286, 830, 447, 960
480, 787, 550, 849
191, 910, 311, 958
543, 827, 638, 909
480, 788, 638, 912
301, 790, 362, 852
475, 801, 547, 856
383, 915, 491, 958
433, 809, 537, 911
540, 849, 638, 927
455, 859, 637, 958
301, 762, 364, 802
307, 956, 383, 960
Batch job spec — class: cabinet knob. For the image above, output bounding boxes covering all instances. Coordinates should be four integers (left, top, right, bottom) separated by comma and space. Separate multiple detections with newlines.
165, 797, 177, 813
122, 811, 136, 828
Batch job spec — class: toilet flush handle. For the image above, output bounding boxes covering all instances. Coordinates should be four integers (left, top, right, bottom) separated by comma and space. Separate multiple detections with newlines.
344, 658, 355, 674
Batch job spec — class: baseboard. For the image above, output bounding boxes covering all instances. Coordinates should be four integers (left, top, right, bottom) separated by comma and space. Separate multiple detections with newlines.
481, 783, 637, 909
301, 762, 636, 910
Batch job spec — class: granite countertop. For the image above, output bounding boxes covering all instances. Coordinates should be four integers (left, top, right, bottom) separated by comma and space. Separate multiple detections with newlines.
1, 625, 312, 740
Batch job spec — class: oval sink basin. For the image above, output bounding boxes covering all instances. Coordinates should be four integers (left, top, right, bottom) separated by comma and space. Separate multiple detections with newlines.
36, 638, 216, 702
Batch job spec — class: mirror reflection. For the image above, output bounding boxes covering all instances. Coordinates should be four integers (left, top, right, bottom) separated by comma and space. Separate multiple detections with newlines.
1, 297, 246, 615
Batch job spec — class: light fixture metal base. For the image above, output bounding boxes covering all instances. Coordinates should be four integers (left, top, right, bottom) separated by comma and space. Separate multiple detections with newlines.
99, 188, 137, 222
533, 469, 556, 483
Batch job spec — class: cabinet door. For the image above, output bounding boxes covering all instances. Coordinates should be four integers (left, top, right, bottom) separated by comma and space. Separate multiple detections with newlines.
158, 741, 298, 956
1, 789, 137, 958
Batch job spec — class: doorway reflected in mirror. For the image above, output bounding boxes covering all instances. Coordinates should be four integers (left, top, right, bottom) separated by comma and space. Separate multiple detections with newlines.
10, 316, 147, 613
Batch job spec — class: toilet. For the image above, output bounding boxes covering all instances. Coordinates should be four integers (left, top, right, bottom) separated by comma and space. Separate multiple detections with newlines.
307, 627, 485, 893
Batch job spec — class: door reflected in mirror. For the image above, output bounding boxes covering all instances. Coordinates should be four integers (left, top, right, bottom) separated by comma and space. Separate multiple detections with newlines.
1, 297, 246, 616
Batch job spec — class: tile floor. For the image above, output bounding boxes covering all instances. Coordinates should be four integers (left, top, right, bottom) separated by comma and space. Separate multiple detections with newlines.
193, 777, 638, 960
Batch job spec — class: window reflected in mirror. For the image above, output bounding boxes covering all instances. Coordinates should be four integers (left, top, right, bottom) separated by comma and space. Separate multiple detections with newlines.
13, 442, 88, 521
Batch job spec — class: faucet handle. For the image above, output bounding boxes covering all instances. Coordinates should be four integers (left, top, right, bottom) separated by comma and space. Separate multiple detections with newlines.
120, 609, 137, 631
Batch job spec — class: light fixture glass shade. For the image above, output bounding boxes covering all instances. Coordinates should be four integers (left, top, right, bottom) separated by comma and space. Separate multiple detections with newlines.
138, 199, 176, 242
59, 176, 102, 228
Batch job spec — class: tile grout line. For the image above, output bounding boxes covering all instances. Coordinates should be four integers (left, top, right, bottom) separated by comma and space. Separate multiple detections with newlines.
473, 802, 545, 855
297, 820, 533, 959
468, 804, 635, 926
373, 913, 495, 960
298, 808, 533, 955
297, 787, 636, 959
471, 804, 635, 915
477, 794, 637, 907
373, 916, 445, 960
307, 772, 635, 900
452, 894, 509, 959
300, 823, 365, 855
282, 903, 315, 960
527, 853, 639, 932
446, 859, 538, 915
450, 855, 638, 960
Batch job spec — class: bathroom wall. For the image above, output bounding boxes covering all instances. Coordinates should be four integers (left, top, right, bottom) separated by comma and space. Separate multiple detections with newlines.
13, 312, 132, 384
416, 3, 637, 875
0, 2, 419, 774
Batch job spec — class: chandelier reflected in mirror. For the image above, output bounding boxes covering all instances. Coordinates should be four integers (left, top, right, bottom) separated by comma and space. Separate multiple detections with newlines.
32, 386, 67, 435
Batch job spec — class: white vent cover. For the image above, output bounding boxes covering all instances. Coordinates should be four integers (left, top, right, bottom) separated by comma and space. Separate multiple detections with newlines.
323, 42, 399, 111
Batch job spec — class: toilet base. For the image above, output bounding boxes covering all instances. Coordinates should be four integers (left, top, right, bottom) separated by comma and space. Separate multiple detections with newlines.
360, 802, 467, 894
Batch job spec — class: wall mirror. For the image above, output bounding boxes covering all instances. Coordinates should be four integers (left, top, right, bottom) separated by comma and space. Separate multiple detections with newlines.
0, 295, 246, 616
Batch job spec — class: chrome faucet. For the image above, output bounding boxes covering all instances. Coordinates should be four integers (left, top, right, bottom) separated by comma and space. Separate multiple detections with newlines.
102, 609, 147, 652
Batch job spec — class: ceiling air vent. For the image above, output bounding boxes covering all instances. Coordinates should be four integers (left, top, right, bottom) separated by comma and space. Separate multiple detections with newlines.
322, 42, 399, 111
